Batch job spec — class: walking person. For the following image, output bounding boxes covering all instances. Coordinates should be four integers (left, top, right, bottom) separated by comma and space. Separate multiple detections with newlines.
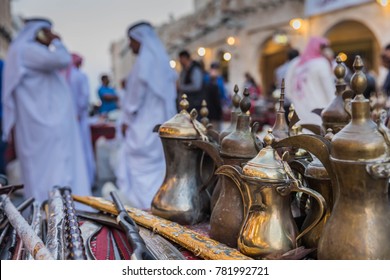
116, 21, 177, 209
97, 74, 118, 115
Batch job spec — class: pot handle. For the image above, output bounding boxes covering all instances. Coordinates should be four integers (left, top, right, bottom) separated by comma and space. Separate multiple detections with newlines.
198, 151, 217, 192
216, 165, 252, 218
190, 140, 223, 167
251, 122, 263, 152
287, 158, 311, 217
282, 161, 327, 246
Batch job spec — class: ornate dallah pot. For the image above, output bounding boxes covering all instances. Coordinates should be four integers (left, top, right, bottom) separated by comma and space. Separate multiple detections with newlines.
192, 88, 261, 247
216, 130, 326, 258
151, 95, 210, 225
317, 56, 390, 259
275, 56, 390, 259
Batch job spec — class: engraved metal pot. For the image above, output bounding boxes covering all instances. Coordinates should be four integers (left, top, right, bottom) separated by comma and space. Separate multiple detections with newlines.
151, 95, 210, 225
217, 130, 326, 258
275, 56, 390, 259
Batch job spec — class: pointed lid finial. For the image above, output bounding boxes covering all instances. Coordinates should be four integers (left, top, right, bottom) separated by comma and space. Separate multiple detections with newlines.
232, 84, 241, 109
334, 56, 346, 80
278, 79, 286, 113
240, 88, 251, 114
179, 94, 190, 111
272, 80, 289, 141
242, 128, 288, 181
350, 55, 367, 97
200, 99, 209, 127
264, 128, 275, 147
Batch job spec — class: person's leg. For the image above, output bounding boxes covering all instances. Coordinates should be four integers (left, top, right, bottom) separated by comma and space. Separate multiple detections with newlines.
0, 125, 7, 175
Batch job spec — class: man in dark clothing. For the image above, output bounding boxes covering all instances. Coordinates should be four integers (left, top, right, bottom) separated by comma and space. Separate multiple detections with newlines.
177, 50, 204, 112
0, 59, 6, 175
381, 44, 390, 97
203, 62, 224, 130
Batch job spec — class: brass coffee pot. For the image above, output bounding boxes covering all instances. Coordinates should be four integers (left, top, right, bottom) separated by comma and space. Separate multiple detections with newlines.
200, 85, 241, 209
275, 56, 390, 259
191, 88, 261, 247
216, 130, 326, 258
151, 94, 210, 225
272, 80, 289, 142
298, 59, 350, 136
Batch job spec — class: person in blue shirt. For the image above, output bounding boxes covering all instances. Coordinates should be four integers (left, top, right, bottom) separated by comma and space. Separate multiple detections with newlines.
97, 74, 118, 114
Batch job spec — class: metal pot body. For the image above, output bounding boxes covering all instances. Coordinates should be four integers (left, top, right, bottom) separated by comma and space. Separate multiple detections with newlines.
209, 156, 248, 248
318, 160, 390, 259
151, 138, 209, 225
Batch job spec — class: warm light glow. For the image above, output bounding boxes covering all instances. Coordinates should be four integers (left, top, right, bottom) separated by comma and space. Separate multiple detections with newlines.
289, 18, 303, 30
338, 52, 348, 62
169, 60, 176, 68
197, 47, 206, 56
227, 36, 236, 46
223, 52, 232, 61
377, 0, 389, 7
273, 33, 288, 45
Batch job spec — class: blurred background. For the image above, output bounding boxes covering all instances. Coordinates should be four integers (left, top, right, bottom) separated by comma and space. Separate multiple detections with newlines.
2, 0, 390, 104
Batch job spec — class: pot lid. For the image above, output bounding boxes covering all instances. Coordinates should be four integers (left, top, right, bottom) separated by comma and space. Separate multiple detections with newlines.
331, 56, 389, 161
242, 129, 289, 181
159, 94, 205, 139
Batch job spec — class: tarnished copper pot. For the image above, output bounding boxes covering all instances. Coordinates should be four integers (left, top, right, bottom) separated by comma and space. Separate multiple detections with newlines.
192, 89, 261, 247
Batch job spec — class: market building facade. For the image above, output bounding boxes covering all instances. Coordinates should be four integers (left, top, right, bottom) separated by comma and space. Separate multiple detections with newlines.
0, 0, 12, 58
110, 0, 390, 95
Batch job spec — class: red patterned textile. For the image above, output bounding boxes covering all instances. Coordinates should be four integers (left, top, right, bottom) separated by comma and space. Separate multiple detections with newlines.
83, 221, 212, 260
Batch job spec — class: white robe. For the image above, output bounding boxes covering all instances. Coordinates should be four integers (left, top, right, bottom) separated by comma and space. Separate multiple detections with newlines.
116, 23, 177, 209
116, 76, 176, 209
285, 57, 335, 125
68, 66, 96, 187
5, 39, 90, 203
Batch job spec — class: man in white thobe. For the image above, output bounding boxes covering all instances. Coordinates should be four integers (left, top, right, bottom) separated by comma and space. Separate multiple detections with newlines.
116, 21, 177, 209
285, 37, 335, 125
2, 18, 90, 203
66, 53, 96, 188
